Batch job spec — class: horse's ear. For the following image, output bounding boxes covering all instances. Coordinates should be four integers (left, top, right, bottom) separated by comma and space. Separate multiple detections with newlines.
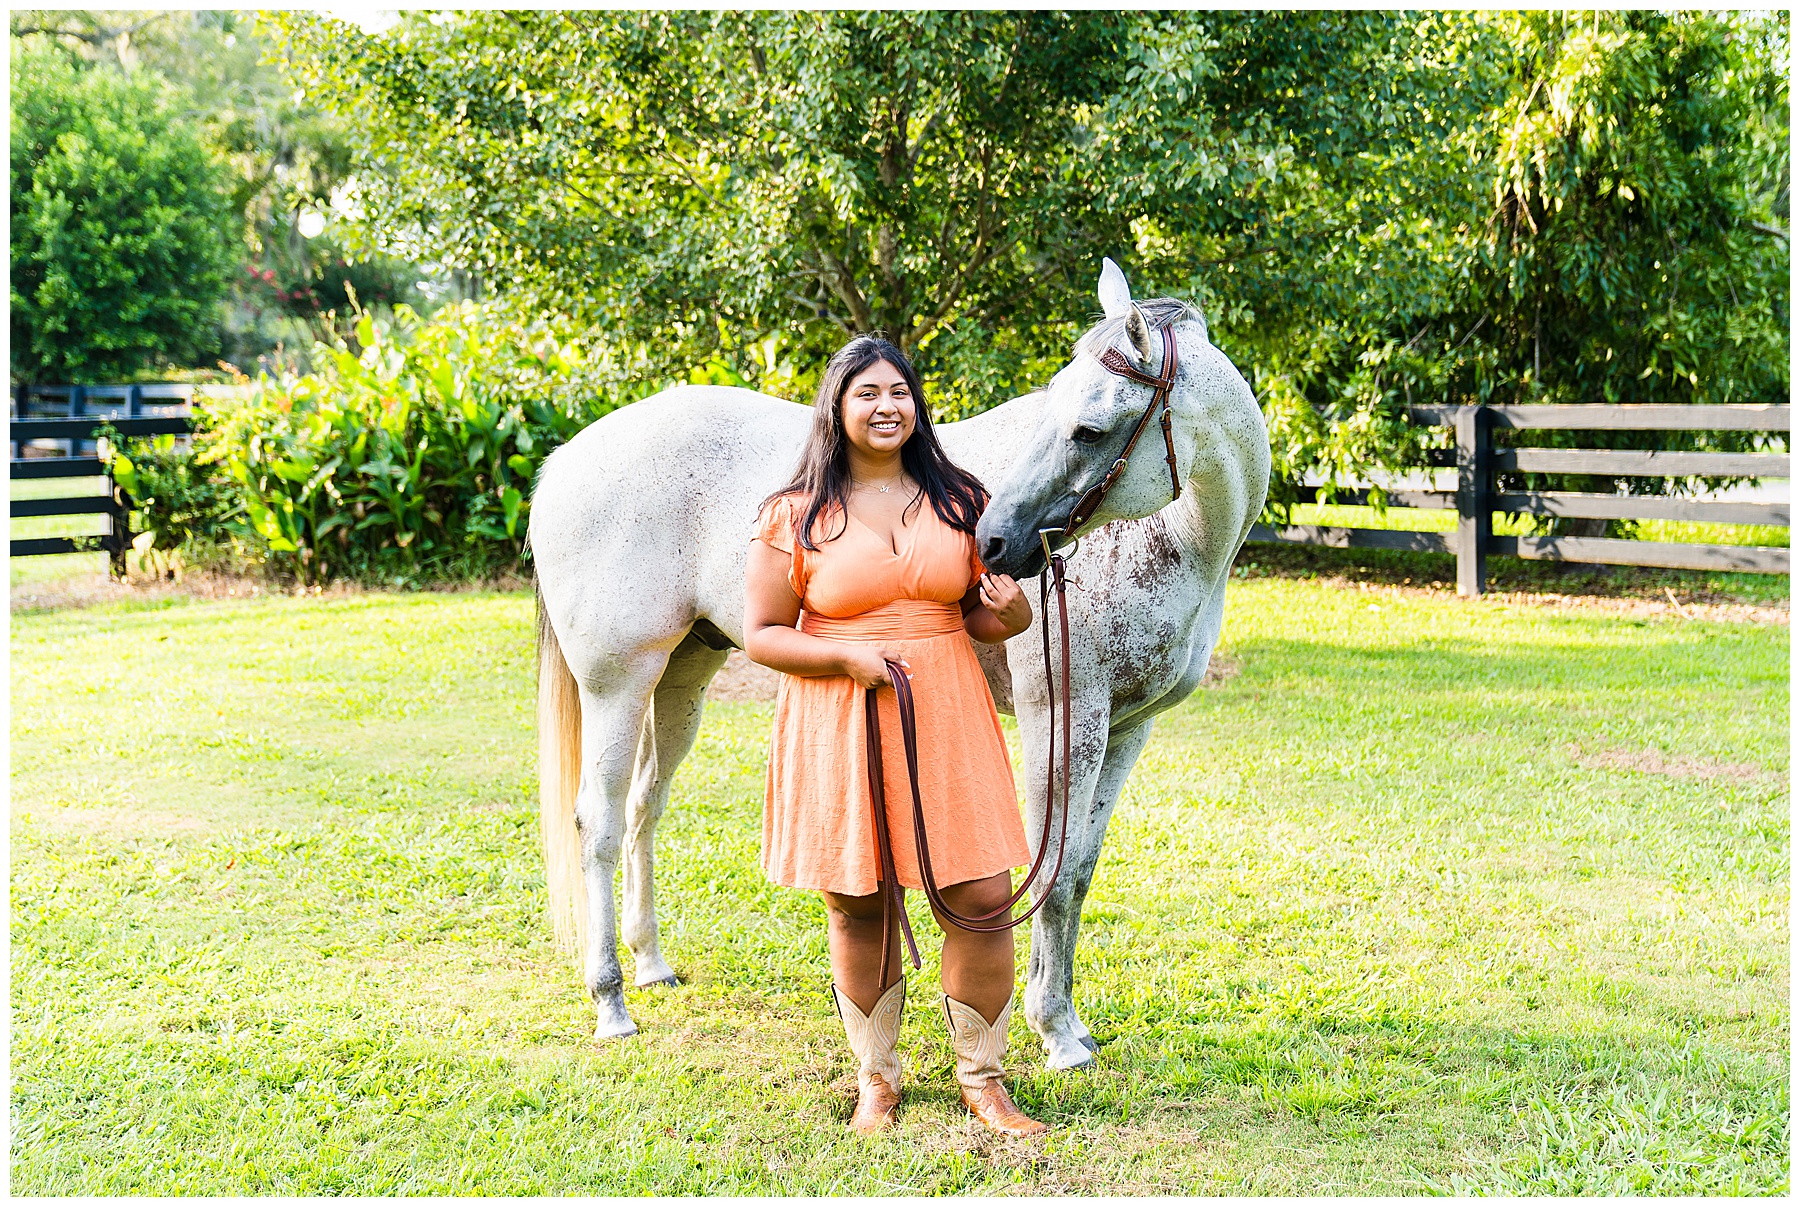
1098, 257, 1132, 319
1125, 302, 1155, 367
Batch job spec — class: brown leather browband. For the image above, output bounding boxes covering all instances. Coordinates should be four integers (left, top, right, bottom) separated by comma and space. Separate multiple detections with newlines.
1067, 324, 1182, 534
860, 323, 1183, 979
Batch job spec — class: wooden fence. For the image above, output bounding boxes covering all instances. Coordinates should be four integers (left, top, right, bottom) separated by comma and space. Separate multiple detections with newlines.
10, 384, 195, 570
1246, 403, 1790, 595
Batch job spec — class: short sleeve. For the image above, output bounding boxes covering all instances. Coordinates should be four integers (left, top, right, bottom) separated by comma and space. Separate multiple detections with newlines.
968, 534, 987, 590
753, 495, 795, 554
752, 495, 807, 600
967, 486, 991, 589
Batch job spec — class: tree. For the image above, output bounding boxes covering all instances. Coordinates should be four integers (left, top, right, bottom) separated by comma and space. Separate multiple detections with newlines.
276, 10, 1417, 413
1102, 11, 1788, 516
1471, 10, 1787, 408
271, 10, 1786, 498
11, 43, 238, 381
11, 10, 455, 378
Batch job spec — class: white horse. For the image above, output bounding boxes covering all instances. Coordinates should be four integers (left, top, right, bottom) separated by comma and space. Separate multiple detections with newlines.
530, 261, 1269, 1070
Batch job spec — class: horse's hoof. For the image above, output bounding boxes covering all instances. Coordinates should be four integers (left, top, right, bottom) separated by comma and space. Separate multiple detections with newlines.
633, 955, 677, 987
1044, 1036, 1097, 1071
594, 1015, 639, 1041
593, 993, 639, 1039
637, 973, 679, 989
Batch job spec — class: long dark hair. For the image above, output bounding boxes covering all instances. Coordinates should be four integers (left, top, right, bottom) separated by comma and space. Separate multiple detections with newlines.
764, 336, 987, 552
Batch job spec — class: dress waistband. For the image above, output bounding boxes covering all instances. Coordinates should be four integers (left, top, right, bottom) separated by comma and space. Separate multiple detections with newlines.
801, 599, 965, 641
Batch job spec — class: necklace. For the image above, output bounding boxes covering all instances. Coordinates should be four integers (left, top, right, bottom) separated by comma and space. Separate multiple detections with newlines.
854, 474, 908, 495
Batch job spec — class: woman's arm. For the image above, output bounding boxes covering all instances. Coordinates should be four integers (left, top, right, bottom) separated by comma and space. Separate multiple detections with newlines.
961, 572, 1032, 644
744, 540, 903, 688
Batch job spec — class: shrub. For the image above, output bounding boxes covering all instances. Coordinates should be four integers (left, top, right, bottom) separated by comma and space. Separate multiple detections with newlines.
10, 45, 238, 382
162, 301, 641, 586
102, 426, 241, 556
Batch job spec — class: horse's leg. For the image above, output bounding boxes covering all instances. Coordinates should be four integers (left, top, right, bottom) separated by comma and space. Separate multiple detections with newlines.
622, 631, 727, 988
575, 653, 667, 1040
1025, 717, 1154, 1071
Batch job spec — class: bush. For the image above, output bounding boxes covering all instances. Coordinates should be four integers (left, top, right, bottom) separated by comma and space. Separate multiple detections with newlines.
141, 301, 643, 586
10, 45, 238, 383
102, 426, 242, 557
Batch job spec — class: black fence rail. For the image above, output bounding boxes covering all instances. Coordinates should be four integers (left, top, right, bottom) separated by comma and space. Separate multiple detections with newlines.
1247, 403, 1790, 595
10, 384, 196, 568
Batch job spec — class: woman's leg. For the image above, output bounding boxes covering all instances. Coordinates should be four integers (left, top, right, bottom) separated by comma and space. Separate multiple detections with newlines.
821, 888, 906, 1132
931, 871, 1046, 1136
820, 888, 902, 1012
932, 872, 1016, 1023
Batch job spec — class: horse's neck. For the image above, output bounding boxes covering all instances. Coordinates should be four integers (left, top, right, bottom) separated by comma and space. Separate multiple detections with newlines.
1157, 472, 1211, 557
939, 394, 1041, 487
1158, 389, 1268, 566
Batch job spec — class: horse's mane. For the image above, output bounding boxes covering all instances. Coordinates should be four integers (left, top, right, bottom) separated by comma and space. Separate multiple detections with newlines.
1074, 297, 1206, 360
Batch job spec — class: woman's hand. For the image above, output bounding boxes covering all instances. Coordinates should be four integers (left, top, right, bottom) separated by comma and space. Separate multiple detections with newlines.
977, 572, 1032, 638
841, 646, 911, 689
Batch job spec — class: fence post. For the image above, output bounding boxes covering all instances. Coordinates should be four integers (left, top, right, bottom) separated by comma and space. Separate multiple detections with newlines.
127, 384, 143, 418
1456, 404, 1493, 596
106, 421, 130, 579
107, 480, 130, 580
68, 385, 87, 459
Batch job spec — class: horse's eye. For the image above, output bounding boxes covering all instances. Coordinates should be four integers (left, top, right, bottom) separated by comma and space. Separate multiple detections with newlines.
1072, 425, 1106, 445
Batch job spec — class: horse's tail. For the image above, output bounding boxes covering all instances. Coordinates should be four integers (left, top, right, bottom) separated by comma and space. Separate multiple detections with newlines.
536, 573, 588, 956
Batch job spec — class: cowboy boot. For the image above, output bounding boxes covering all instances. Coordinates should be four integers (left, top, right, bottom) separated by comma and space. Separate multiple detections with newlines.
941, 992, 1049, 1137
832, 979, 905, 1134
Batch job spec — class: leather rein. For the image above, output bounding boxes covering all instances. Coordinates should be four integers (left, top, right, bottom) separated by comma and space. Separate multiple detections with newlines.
864, 324, 1183, 984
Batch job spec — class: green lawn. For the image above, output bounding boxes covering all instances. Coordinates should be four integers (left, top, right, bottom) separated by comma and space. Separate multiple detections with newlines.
1290, 501, 1791, 548
10, 475, 114, 542
10, 582, 1788, 1194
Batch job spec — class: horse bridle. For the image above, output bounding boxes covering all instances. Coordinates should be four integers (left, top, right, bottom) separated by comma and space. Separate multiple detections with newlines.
1062, 323, 1184, 537
864, 324, 1183, 982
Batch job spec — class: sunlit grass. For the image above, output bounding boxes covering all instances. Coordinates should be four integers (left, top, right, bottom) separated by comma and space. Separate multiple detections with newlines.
9, 585, 1788, 1193
9, 552, 111, 587
1634, 518, 1790, 548
10, 474, 114, 542
1290, 503, 1790, 548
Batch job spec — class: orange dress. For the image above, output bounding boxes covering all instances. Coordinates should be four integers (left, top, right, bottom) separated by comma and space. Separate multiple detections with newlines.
752, 492, 1030, 897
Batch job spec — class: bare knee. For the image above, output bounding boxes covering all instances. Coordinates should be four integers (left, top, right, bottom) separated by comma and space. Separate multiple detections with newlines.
935, 871, 1014, 924
821, 889, 887, 930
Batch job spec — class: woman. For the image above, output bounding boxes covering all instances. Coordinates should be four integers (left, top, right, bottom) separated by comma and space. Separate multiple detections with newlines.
743, 336, 1046, 1138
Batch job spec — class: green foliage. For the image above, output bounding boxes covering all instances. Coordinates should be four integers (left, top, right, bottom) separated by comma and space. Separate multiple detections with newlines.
9, 43, 237, 382
1192, 12, 1789, 523
98, 425, 241, 554
266, 10, 1246, 412
197, 302, 633, 586
1477, 12, 1788, 405
10, 11, 461, 379
270, 10, 1788, 511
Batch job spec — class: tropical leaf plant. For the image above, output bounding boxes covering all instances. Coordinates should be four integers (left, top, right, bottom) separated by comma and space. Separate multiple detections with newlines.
114, 299, 648, 585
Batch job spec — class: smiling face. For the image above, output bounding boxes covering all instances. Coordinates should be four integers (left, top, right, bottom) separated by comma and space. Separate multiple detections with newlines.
839, 358, 917, 461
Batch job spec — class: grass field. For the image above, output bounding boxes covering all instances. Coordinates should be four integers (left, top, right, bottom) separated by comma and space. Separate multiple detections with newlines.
9, 579, 1789, 1194
10, 475, 114, 543
1288, 501, 1791, 550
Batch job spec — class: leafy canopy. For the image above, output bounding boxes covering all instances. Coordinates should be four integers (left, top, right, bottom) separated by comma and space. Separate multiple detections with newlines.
272, 10, 1303, 412
10, 42, 238, 382
274, 11, 1787, 496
